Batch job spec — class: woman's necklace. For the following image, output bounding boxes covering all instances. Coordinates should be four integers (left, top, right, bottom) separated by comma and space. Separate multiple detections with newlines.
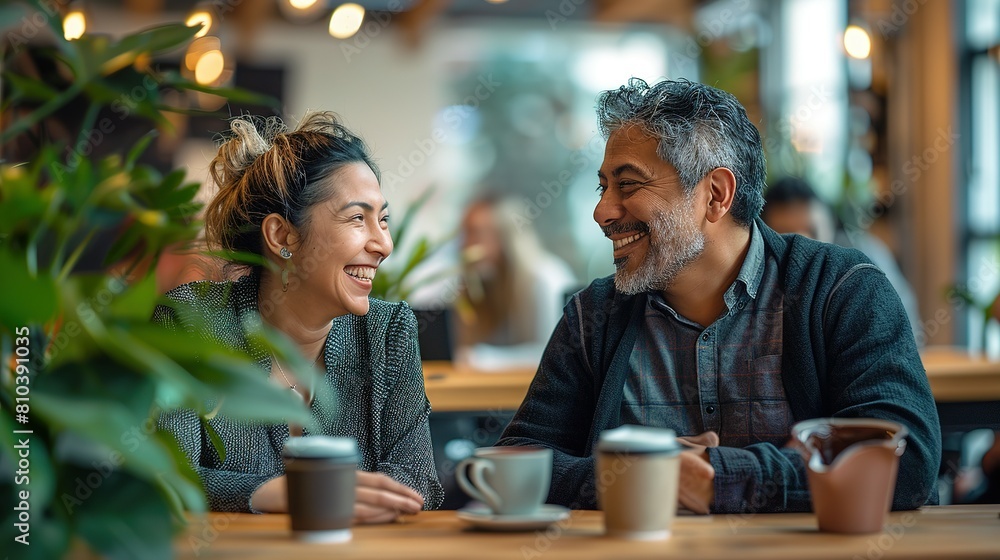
273, 359, 302, 396
271, 351, 323, 400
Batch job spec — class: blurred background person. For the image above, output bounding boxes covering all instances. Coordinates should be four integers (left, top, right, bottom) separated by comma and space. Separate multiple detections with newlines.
455, 196, 578, 369
759, 177, 838, 241
762, 176, 922, 344
421, 195, 577, 509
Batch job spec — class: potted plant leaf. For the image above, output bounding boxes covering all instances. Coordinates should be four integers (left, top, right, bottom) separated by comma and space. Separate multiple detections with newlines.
0, 2, 320, 558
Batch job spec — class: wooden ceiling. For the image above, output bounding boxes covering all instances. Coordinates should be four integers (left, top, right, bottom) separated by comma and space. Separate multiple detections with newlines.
100, 0, 706, 52
105, 0, 702, 29
110, 0, 699, 21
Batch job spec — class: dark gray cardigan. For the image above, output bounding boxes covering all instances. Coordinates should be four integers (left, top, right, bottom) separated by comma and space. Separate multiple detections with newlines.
497, 221, 940, 513
154, 275, 443, 512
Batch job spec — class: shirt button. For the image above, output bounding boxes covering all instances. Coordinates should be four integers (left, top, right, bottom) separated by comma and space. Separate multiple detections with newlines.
702, 332, 710, 341
738, 301, 746, 310
706, 406, 716, 414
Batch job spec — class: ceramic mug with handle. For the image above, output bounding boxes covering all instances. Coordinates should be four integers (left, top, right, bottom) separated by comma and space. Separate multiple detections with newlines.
456, 447, 552, 516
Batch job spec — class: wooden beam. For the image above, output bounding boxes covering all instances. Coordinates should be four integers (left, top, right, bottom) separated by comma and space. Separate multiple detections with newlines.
887, 1, 960, 345
395, 0, 452, 49
593, 0, 697, 28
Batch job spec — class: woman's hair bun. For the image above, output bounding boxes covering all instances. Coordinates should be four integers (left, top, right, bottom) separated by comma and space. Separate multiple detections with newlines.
204, 110, 377, 268
212, 115, 286, 187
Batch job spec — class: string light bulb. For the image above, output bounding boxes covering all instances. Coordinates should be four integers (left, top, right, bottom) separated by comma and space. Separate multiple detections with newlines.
329, 3, 365, 39
63, 6, 86, 40
186, 6, 214, 39
185, 36, 222, 72
194, 49, 225, 85
844, 24, 872, 60
279, 0, 326, 23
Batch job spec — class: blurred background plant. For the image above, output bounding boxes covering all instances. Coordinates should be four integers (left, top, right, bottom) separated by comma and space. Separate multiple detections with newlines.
0, 2, 322, 558
948, 284, 997, 354
369, 186, 453, 303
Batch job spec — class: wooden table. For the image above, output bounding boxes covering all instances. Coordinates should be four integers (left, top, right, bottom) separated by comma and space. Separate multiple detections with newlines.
422, 348, 1000, 410
177, 506, 999, 559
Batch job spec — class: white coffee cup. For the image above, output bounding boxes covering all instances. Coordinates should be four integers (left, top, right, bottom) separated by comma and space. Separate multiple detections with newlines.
456, 447, 552, 515
596, 425, 682, 540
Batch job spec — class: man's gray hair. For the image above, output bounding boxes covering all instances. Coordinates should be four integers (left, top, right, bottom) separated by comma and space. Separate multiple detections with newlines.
596, 78, 766, 227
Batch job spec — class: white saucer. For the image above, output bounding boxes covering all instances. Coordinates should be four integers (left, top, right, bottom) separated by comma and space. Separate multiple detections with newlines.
456, 505, 571, 531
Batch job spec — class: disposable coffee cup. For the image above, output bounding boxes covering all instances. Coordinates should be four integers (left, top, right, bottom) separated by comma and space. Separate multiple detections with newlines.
456, 447, 552, 515
596, 425, 682, 540
282, 436, 358, 543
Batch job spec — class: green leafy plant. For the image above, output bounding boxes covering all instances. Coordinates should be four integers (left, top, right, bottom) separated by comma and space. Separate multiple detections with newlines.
370, 187, 454, 302
0, 3, 321, 559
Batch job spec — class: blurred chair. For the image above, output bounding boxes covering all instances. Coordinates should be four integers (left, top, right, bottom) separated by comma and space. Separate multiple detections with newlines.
413, 307, 455, 362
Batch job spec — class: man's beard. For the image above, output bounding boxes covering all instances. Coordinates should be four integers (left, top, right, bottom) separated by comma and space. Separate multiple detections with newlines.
611, 195, 706, 295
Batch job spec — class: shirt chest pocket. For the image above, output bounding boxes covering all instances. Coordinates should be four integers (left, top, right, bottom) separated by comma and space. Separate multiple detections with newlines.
749, 354, 794, 444
752, 354, 786, 400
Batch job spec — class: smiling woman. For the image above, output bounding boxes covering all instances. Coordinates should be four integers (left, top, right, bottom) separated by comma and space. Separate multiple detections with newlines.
153, 111, 443, 521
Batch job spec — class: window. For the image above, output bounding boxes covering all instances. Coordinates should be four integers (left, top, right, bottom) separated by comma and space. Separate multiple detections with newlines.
962, 0, 1000, 351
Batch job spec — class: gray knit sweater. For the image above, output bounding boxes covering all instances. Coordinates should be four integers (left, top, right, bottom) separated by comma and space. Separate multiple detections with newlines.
153, 275, 443, 512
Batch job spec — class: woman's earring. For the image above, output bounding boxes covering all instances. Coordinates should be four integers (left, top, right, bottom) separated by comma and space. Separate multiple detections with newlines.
280, 247, 292, 291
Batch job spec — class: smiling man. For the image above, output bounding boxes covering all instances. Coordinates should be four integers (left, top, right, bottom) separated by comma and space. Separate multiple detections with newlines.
496, 78, 941, 514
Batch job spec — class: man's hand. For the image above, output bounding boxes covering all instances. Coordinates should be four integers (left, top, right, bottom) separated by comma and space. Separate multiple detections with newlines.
676, 431, 719, 514
354, 471, 424, 524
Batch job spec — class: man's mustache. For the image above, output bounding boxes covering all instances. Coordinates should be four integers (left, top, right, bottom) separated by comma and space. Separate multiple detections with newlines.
602, 221, 650, 238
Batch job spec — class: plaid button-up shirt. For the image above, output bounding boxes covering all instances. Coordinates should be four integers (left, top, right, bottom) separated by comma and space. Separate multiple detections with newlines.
621, 222, 793, 509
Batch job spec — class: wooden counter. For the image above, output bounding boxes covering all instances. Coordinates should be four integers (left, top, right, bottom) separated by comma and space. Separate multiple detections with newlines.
423, 348, 1000, 412
422, 361, 535, 412
920, 346, 1000, 402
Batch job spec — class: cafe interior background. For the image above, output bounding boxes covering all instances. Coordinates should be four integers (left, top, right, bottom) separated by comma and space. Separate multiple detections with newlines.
3, 0, 1000, 520
56, 0, 996, 351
